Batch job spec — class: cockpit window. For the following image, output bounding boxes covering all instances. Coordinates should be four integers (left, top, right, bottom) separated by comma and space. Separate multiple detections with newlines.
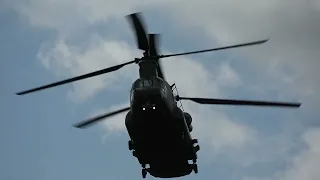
132, 78, 162, 90
140, 79, 153, 87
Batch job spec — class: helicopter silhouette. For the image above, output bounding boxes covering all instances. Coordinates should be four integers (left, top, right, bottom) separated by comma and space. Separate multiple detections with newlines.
16, 12, 301, 179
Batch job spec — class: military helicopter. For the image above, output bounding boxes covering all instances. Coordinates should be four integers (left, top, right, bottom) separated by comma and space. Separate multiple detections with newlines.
16, 12, 301, 179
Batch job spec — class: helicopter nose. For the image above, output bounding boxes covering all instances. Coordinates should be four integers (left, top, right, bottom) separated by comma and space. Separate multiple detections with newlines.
133, 87, 163, 108
134, 87, 162, 98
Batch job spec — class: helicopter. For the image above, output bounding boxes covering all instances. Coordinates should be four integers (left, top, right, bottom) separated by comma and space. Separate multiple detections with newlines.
16, 12, 301, 179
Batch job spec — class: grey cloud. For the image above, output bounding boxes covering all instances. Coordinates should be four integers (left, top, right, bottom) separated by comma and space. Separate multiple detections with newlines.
166, 0, 320, 109
7, 0, 179, 36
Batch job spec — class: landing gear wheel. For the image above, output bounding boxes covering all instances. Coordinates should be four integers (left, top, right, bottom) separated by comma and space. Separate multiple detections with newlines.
142, 169, 147, 178
192, 139, 198, 144
192, 164, 198, 174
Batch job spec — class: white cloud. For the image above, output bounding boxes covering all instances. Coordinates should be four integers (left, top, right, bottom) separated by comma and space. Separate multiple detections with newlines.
245, 128, 320, 180
9, 0, 180, 36
37, 34, 140, 102
166, 0, 320, 107
97, 102, 130, 133
160, 54, 253, 151
279, 128, 320, 180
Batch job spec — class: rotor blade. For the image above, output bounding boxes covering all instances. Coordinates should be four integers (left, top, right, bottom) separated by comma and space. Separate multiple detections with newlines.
126, 13, 149, 51
177, 96, 301, 108
16, 60, 136, 95
149, 34, 159, 56
73, 107, 131, 129
149, 34, 165, 80
159, 39, 269, 59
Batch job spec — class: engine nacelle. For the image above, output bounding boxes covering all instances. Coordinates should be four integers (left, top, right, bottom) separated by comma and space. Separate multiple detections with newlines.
183, 112, 192, 125
183, 112, 193, 132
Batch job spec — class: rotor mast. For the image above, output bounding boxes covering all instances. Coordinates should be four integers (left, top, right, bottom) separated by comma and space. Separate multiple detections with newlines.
138, 51, 159, 78
127, 13, 163, 79
138, 59, 159, 78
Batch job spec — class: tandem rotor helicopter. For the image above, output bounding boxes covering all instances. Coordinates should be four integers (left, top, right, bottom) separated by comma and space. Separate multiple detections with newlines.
16, 12, 301, 179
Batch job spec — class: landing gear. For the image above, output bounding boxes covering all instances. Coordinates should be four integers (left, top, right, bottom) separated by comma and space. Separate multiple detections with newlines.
133, 150, 147, 178
191, 163, 198, 174
142, 168, 147, 178
192, 154, 197, 164
191, 139, 199, 162
192, 139, 200, 154
189, 145, 199, 174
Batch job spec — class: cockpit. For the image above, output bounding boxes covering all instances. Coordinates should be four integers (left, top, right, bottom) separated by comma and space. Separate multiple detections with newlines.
130, 77, 169, 111
138, 79, 154, 88
132, 77, 161, 89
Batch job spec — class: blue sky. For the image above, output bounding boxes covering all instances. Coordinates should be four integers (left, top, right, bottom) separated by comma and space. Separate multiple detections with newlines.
1, 0, 320, 180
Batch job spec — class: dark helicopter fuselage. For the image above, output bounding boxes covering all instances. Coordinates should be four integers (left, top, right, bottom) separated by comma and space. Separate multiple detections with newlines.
124, 60, 199, 178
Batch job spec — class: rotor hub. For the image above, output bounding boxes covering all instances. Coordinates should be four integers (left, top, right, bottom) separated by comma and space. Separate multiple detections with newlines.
138, 60, 159, 78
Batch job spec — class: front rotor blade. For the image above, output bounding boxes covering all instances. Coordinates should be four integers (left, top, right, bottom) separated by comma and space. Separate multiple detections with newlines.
177, 96, 301, 108
126, 13, 149, 51
73, 107, 131, 129
159, 39, 269, 59
16, 60, 136, 95
149, 34, 165, 79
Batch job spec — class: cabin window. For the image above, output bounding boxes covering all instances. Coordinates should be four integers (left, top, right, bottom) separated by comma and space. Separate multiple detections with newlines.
130, 89, 134, 103
161, 83, 168, 98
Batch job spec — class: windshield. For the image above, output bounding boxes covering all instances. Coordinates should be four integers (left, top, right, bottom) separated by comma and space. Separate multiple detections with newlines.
132, 78, 162, 90
140, 79, 153, 87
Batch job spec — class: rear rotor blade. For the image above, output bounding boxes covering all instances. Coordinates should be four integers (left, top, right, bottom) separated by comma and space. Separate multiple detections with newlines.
126, 13, 149, 51
177, 96, 301, 108
149, 34, 165, 79
73, 107, 130, 129
16, 60, 136, 95
158, 39, 269, 59
149, 34, 159, 56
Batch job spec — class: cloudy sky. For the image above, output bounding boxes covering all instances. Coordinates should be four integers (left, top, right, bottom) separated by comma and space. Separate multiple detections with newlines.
1, 0, 319, 179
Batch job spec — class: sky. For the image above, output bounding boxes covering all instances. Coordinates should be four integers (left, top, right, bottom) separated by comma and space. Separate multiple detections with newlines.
1, 0, 319, 180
